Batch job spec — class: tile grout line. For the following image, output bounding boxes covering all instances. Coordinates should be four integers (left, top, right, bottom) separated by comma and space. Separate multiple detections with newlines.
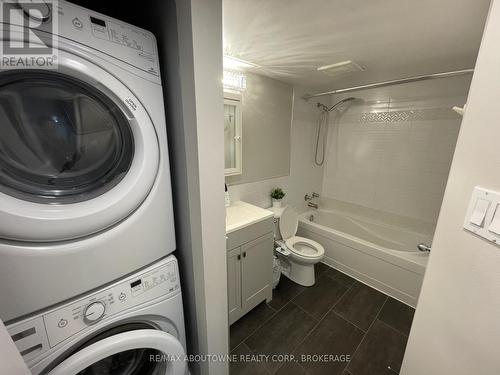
330, 309, 368, 334
300, 280, 359, 374
231, 341, 273, 375
258, 271, 327, 375
233, 279, 313, 356
377, 318, 411, 338
290, 300, 321, 324
345, 295, 389, 373
233, 304, 280, 352
272, 281, 357, 375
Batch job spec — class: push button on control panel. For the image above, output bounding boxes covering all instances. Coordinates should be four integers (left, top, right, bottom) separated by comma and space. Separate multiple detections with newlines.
72, 17, 83, 29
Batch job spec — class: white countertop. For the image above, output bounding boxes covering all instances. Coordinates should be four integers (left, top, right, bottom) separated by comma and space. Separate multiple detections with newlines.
226, 201, 274, 234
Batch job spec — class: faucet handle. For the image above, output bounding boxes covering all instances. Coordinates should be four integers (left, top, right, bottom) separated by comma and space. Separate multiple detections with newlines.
304, 194, 312, 201
312, 192, 320, 198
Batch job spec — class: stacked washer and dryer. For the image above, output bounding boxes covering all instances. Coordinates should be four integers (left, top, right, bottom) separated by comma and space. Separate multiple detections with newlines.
0, 1, 187, 374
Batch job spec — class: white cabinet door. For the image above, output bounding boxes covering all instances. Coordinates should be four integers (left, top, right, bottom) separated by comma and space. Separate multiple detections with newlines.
227, 247, 242, 324
241, 233, 273, 310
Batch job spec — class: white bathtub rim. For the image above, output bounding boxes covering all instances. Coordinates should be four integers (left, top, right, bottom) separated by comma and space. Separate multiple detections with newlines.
302, 208, 433, 238
299, 210, 430, 255
299, 222, 427, 275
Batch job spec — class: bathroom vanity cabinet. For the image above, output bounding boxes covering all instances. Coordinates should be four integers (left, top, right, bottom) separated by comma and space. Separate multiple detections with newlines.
226, 201, 274, 324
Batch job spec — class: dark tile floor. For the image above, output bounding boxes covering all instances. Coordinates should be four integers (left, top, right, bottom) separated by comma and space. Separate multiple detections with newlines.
230, 263, 415, 375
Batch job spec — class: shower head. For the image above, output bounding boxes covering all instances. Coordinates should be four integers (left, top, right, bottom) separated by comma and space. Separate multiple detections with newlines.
318, 97, 356, 112
313, 97, 355, 166
317, 102, 329, 111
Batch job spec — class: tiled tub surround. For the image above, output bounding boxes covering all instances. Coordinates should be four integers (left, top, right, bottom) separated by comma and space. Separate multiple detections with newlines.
229, 264, 415, 375
322, 77, 469, 225
297, 201, 430, 307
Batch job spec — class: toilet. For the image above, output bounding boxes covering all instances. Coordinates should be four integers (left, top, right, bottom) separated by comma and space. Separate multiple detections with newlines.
274, 206, 325, 286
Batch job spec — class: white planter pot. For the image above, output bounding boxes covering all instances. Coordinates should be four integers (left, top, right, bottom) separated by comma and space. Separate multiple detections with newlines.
272, 199, 282, 208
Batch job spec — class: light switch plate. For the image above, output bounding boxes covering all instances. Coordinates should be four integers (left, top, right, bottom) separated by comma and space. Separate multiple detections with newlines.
464, 186, 500, 245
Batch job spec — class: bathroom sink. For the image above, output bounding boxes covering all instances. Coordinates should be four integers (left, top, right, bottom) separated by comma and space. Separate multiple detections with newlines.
225, 201, 274, 234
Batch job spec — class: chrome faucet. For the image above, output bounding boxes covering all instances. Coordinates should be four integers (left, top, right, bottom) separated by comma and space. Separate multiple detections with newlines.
304, 192, 320, 201
308, 202, 319, 209
417, 243, 431, 252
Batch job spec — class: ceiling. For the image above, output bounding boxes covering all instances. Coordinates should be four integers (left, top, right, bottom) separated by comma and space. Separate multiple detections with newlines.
223, 0, 491, 91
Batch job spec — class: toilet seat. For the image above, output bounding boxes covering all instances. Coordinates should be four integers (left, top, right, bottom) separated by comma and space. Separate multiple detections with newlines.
277, 206, 325, 286
285, 236, 325, 259
279, 206, 324, 259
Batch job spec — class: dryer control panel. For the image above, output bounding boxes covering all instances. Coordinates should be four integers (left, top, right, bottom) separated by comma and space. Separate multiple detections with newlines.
7, 256, 180, 363
1, 1, 161, 79
58, 2, 160, 78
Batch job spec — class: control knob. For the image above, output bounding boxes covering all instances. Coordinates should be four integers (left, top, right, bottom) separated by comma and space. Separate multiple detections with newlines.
83, 301, 106, 324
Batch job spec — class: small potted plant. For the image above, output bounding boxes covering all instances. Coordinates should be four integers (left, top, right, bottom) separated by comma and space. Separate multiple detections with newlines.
271, 187, 285, 208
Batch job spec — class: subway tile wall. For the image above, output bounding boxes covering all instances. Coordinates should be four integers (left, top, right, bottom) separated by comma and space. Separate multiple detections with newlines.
322, 76, 471, 224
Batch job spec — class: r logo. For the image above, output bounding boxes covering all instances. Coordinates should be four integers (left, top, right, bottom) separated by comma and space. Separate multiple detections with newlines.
0, 1, 59, 69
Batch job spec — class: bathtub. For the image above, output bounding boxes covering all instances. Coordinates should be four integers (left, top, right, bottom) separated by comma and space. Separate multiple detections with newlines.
298, 209, 431, 307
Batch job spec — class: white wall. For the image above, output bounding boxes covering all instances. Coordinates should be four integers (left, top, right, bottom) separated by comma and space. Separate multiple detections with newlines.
227, 86, 325, 212
401, 1, 500, 374
322, 77, 470, 224
145, 1, 228, 374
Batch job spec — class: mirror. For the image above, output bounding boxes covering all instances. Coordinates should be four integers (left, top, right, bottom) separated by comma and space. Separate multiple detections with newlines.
225, 72, 292, 185
224, 91, 242, 176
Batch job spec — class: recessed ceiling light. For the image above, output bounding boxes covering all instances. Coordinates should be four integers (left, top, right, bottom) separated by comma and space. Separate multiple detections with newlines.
223, 55, 260, 70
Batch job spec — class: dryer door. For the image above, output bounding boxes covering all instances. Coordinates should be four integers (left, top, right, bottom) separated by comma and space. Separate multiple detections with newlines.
0, 49, 159, 241
48, 330, 186, 375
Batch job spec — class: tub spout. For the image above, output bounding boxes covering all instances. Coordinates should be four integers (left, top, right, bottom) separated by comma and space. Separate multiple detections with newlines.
308, 202, 319, 209
417, 243, 431, 252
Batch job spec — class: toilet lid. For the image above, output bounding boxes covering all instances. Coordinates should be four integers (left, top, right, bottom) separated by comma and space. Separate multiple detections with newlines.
279, 206, 298, 240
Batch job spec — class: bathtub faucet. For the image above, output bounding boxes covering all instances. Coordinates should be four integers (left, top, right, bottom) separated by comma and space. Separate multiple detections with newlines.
417, 243, 431, 252
304, 192, 320, 201
308, 202, 319, 209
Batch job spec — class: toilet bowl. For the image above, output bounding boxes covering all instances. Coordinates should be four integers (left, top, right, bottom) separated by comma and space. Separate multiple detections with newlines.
275, 206, 324, 286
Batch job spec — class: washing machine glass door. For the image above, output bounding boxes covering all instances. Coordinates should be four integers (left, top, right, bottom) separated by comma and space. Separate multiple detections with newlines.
49, 329, 186, 375
0, 49, 160, 242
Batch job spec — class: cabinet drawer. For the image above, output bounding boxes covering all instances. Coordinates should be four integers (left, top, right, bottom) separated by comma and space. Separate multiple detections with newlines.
226, 218, 273, 250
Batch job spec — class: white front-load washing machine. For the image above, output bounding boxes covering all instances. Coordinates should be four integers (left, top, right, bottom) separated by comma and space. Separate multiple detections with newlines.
6, 256, 187, 375
0, 1, 176, 321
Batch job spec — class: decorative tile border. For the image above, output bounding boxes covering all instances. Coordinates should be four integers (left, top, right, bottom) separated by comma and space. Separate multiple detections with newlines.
343, 107, 459, 123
